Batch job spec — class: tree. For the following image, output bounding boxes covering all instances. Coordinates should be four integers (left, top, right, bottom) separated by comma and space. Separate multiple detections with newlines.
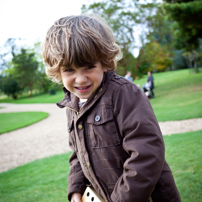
163, 0, 202, 50
82, 0, 159, 77
142, 41, 172, 72
1, 39, 56, 98
145, 5, 180, 70
11, 48, 39, 97
198, 39, 202, 67
116, 52, 136, 77
0, 74, 23, 99
0, 38, 19, 71
147, 6, 173, 46
182, 50, 199, 72
32, 42, 53, 93
163, 0, 202, 72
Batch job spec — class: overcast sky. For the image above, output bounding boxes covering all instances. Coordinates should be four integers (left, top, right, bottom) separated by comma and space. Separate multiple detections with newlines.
0, 0, 161, 56
0, 0, 85, 47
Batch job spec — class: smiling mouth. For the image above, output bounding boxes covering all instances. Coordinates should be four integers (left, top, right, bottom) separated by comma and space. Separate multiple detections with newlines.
75, 85, 91, 90
74, 85, 91, 93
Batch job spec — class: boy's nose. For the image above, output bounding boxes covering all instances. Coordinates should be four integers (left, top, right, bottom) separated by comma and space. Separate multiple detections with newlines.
75, 73, 88, 84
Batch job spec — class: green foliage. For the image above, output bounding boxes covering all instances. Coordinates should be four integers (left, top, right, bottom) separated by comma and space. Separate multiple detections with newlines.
49, 85, 57, 95
11, 48, 39, 97
82, 0, 159, 75
145, 5, 178, 71
32, 42, 53, 93
173, 50, 187, 69
82, 1, 136, 49
0, 112, 49, 134
147, 6, 173, 47
0, 75, 23, 99
141, 1, 202, 71
139, 41, 172, 73
163, 0, 202, 50
182, 50, 199, 72
35, 71, 52, 93
116, 52, 136, 77
0, 40, 54, 99
0, 38, 21, 72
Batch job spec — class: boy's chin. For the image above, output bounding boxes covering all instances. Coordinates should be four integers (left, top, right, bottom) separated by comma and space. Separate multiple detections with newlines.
77, 95, 90, 100
76, 91, 95, 100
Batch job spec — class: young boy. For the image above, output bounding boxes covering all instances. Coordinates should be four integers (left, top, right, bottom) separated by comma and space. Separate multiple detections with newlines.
42, 15, 181, 202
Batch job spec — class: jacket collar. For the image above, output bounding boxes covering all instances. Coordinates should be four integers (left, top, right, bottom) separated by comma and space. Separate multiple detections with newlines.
57, 71, 115, 112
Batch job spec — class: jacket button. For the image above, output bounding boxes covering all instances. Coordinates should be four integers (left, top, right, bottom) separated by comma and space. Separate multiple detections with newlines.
87, 162, 90, 167
115, 75, 121, 79
94, 95, 97, 99
78, 125, 83, 130
95, 115, 101, 122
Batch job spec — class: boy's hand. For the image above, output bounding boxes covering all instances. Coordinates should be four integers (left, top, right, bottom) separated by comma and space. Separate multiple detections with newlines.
71, 192, 82, 202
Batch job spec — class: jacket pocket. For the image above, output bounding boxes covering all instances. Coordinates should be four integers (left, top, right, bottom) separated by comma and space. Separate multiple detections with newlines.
87, 107, 121, 148
68, 119, 78, 151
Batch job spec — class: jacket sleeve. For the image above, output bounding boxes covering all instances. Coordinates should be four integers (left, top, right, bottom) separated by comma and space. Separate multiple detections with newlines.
111, 83, 165, 202
67, 151, 87, 201
67, 117, 87, 201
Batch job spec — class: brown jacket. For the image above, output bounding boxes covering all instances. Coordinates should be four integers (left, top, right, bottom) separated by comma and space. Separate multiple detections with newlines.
57, 71, 181, 202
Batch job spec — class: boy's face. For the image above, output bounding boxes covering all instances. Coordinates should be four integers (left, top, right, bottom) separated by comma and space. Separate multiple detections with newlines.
60, 62, 107, 100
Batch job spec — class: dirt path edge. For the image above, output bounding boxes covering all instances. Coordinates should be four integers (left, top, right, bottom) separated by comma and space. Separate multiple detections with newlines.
0, 103, 202, 173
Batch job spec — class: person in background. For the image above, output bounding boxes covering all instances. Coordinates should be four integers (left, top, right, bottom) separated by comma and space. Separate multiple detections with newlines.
143, 71, 155, 98
124, 71, 133, 82
147, 71, 155, 97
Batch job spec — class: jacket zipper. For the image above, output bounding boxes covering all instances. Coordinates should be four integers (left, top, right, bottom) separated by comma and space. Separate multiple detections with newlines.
66, 101, 87, 115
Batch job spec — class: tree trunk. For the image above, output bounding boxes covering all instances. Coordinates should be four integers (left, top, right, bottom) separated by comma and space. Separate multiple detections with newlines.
134, 48, 143, 80
133, 56, 139, 80
194, 60, 199, 73
29, 83, 33, 98
12, 94, 17, 99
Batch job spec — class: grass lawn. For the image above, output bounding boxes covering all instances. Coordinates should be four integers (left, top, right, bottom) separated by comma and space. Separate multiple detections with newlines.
0, 112, 49, 134
164, 130, 202, 202
0, 153, 71, 202
0, 91, 64, 104
135, 69, 202, 121
0, 130, 201, 202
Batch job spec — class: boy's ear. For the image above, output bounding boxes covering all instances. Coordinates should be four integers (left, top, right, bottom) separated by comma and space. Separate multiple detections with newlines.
103, 68, 107, 72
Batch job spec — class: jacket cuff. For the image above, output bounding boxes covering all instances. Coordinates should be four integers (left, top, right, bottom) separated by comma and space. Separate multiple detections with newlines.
68, 184, 86, 201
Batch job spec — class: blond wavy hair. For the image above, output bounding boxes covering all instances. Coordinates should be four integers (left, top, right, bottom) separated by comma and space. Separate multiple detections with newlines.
42, 14, 122, 83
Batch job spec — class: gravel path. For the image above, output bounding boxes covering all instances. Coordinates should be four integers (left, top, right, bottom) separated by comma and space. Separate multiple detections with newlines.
0, 103, 202, 173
